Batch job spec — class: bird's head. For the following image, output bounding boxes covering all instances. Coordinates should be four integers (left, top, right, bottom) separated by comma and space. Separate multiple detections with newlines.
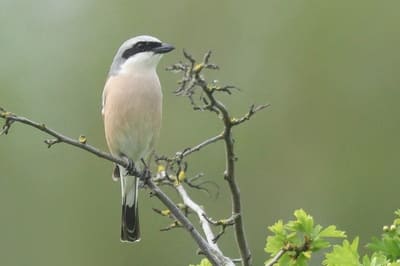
109, 35, 174, 75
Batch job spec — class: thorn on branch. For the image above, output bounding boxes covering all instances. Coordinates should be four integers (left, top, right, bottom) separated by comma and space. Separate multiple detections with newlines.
153, 204, 191, 231
153, 207, 172, 217
185, 174, 220, 199
203, 51, 219, 70
154, 204, 191, 218
203, 50, 212, 65
44, 138, 62, 148
160, 221, 183, 231
213, 85, 239, 95
183, 49, 196, 65
165, 61, 186, 73
231, 103, 271, 126
0, 117, 15, 135
202, 213, 238, 243
167, 50, 230, 115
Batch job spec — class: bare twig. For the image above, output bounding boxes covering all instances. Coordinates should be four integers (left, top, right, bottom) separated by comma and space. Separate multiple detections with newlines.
176, 185, 222, 252
0, 111, 128, 166
160, 221, 182, 231
231, 104, 271, 127
146, 179, 233, 265
203, 214, 238, 243
177, 133, 224, 159
185, 174, 220, 198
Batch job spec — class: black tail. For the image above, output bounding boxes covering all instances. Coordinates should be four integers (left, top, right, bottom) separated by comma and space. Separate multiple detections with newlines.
120, 197, 140, 242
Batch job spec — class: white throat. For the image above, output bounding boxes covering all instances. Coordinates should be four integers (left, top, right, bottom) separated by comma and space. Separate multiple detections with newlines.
119, 52, 163, 74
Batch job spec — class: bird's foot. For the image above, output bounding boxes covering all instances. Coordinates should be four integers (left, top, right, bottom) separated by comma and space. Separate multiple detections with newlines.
123, 157, 138, 176
140, 168, 151, 181
138, 158, 151, 181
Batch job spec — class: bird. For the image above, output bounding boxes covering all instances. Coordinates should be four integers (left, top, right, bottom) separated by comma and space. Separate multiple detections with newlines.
101, 35, 174, 242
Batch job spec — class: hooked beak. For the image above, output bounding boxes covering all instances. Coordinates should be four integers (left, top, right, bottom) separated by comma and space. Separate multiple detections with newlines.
153, 43, 175, 54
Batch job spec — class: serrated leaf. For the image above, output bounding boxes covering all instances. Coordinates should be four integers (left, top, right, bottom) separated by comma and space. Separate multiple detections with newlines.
279, 253, 291, 266
362, 253, 390, 266
323, 238, 360, 266
312, 225, 322, 238
266, 209, 347, 265
292, 209, 314, 235
269, 220, 286, 235
312, 239, 331, 251
266, 221, 289, 254
295, 254, 309, 266
319, 225, 347, 238
265, 234, 286, 254
367, 235, 400, 260
362, 255, 371, 266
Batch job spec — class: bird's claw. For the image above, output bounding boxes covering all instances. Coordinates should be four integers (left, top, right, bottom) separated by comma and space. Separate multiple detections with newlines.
139, 167, 151, 181
125, 158, 138, 176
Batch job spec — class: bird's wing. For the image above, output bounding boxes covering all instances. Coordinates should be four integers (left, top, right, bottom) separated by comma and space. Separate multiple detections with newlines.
101, 81, 109, 117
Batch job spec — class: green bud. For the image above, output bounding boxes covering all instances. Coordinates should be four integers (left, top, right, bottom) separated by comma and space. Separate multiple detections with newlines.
383, 225, 390, 232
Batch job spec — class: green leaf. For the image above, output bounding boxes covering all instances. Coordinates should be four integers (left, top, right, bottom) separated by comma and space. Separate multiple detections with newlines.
266, 221, 288, 254
288, 209, 314, 235
269, 220, 285, 235
278, 253, 291, 266
311, 238, 331, 251
266, 235, 286, 254
362, 253, 391, 266
367, 234, 400, 260
266, 209, 347, 265
295, 254, 309, 266
323, 238, 360, 266
319, 225, 347, 238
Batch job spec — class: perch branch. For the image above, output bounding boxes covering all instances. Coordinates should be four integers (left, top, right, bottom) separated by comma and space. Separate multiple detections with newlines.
0, 108, 233, 266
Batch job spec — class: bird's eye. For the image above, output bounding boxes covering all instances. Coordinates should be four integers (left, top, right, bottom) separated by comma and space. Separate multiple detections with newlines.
135, 42, 144, 49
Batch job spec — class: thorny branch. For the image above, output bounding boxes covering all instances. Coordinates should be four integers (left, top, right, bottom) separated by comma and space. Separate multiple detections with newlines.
1, 50, 268, 266
166, 50, 269, 266
202, 213, 238, 243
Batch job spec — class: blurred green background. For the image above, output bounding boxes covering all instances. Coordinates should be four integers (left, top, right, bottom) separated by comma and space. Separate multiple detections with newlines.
1, 1, 400, 265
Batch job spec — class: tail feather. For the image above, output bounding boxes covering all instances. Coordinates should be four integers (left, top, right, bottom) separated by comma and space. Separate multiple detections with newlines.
119, 165, 140, 242
121, 196, 140, 242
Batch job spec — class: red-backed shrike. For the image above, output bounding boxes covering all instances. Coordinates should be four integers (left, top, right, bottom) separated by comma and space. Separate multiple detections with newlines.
102, 35, 174, 242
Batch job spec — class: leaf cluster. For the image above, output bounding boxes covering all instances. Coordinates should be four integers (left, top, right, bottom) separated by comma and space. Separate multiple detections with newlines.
323, 210, 400, 266
367, 210, 400, 262
264, 209, 400, 266
265, 209, 346, 266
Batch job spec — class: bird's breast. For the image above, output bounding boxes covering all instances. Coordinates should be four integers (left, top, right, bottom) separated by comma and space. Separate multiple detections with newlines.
102, 72, 162, 161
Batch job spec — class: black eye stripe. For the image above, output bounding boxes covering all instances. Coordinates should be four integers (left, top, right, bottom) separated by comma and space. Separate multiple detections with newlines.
122, 41, 162, 59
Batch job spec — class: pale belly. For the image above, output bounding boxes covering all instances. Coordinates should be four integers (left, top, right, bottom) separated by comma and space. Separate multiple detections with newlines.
102, 73, 162, 162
